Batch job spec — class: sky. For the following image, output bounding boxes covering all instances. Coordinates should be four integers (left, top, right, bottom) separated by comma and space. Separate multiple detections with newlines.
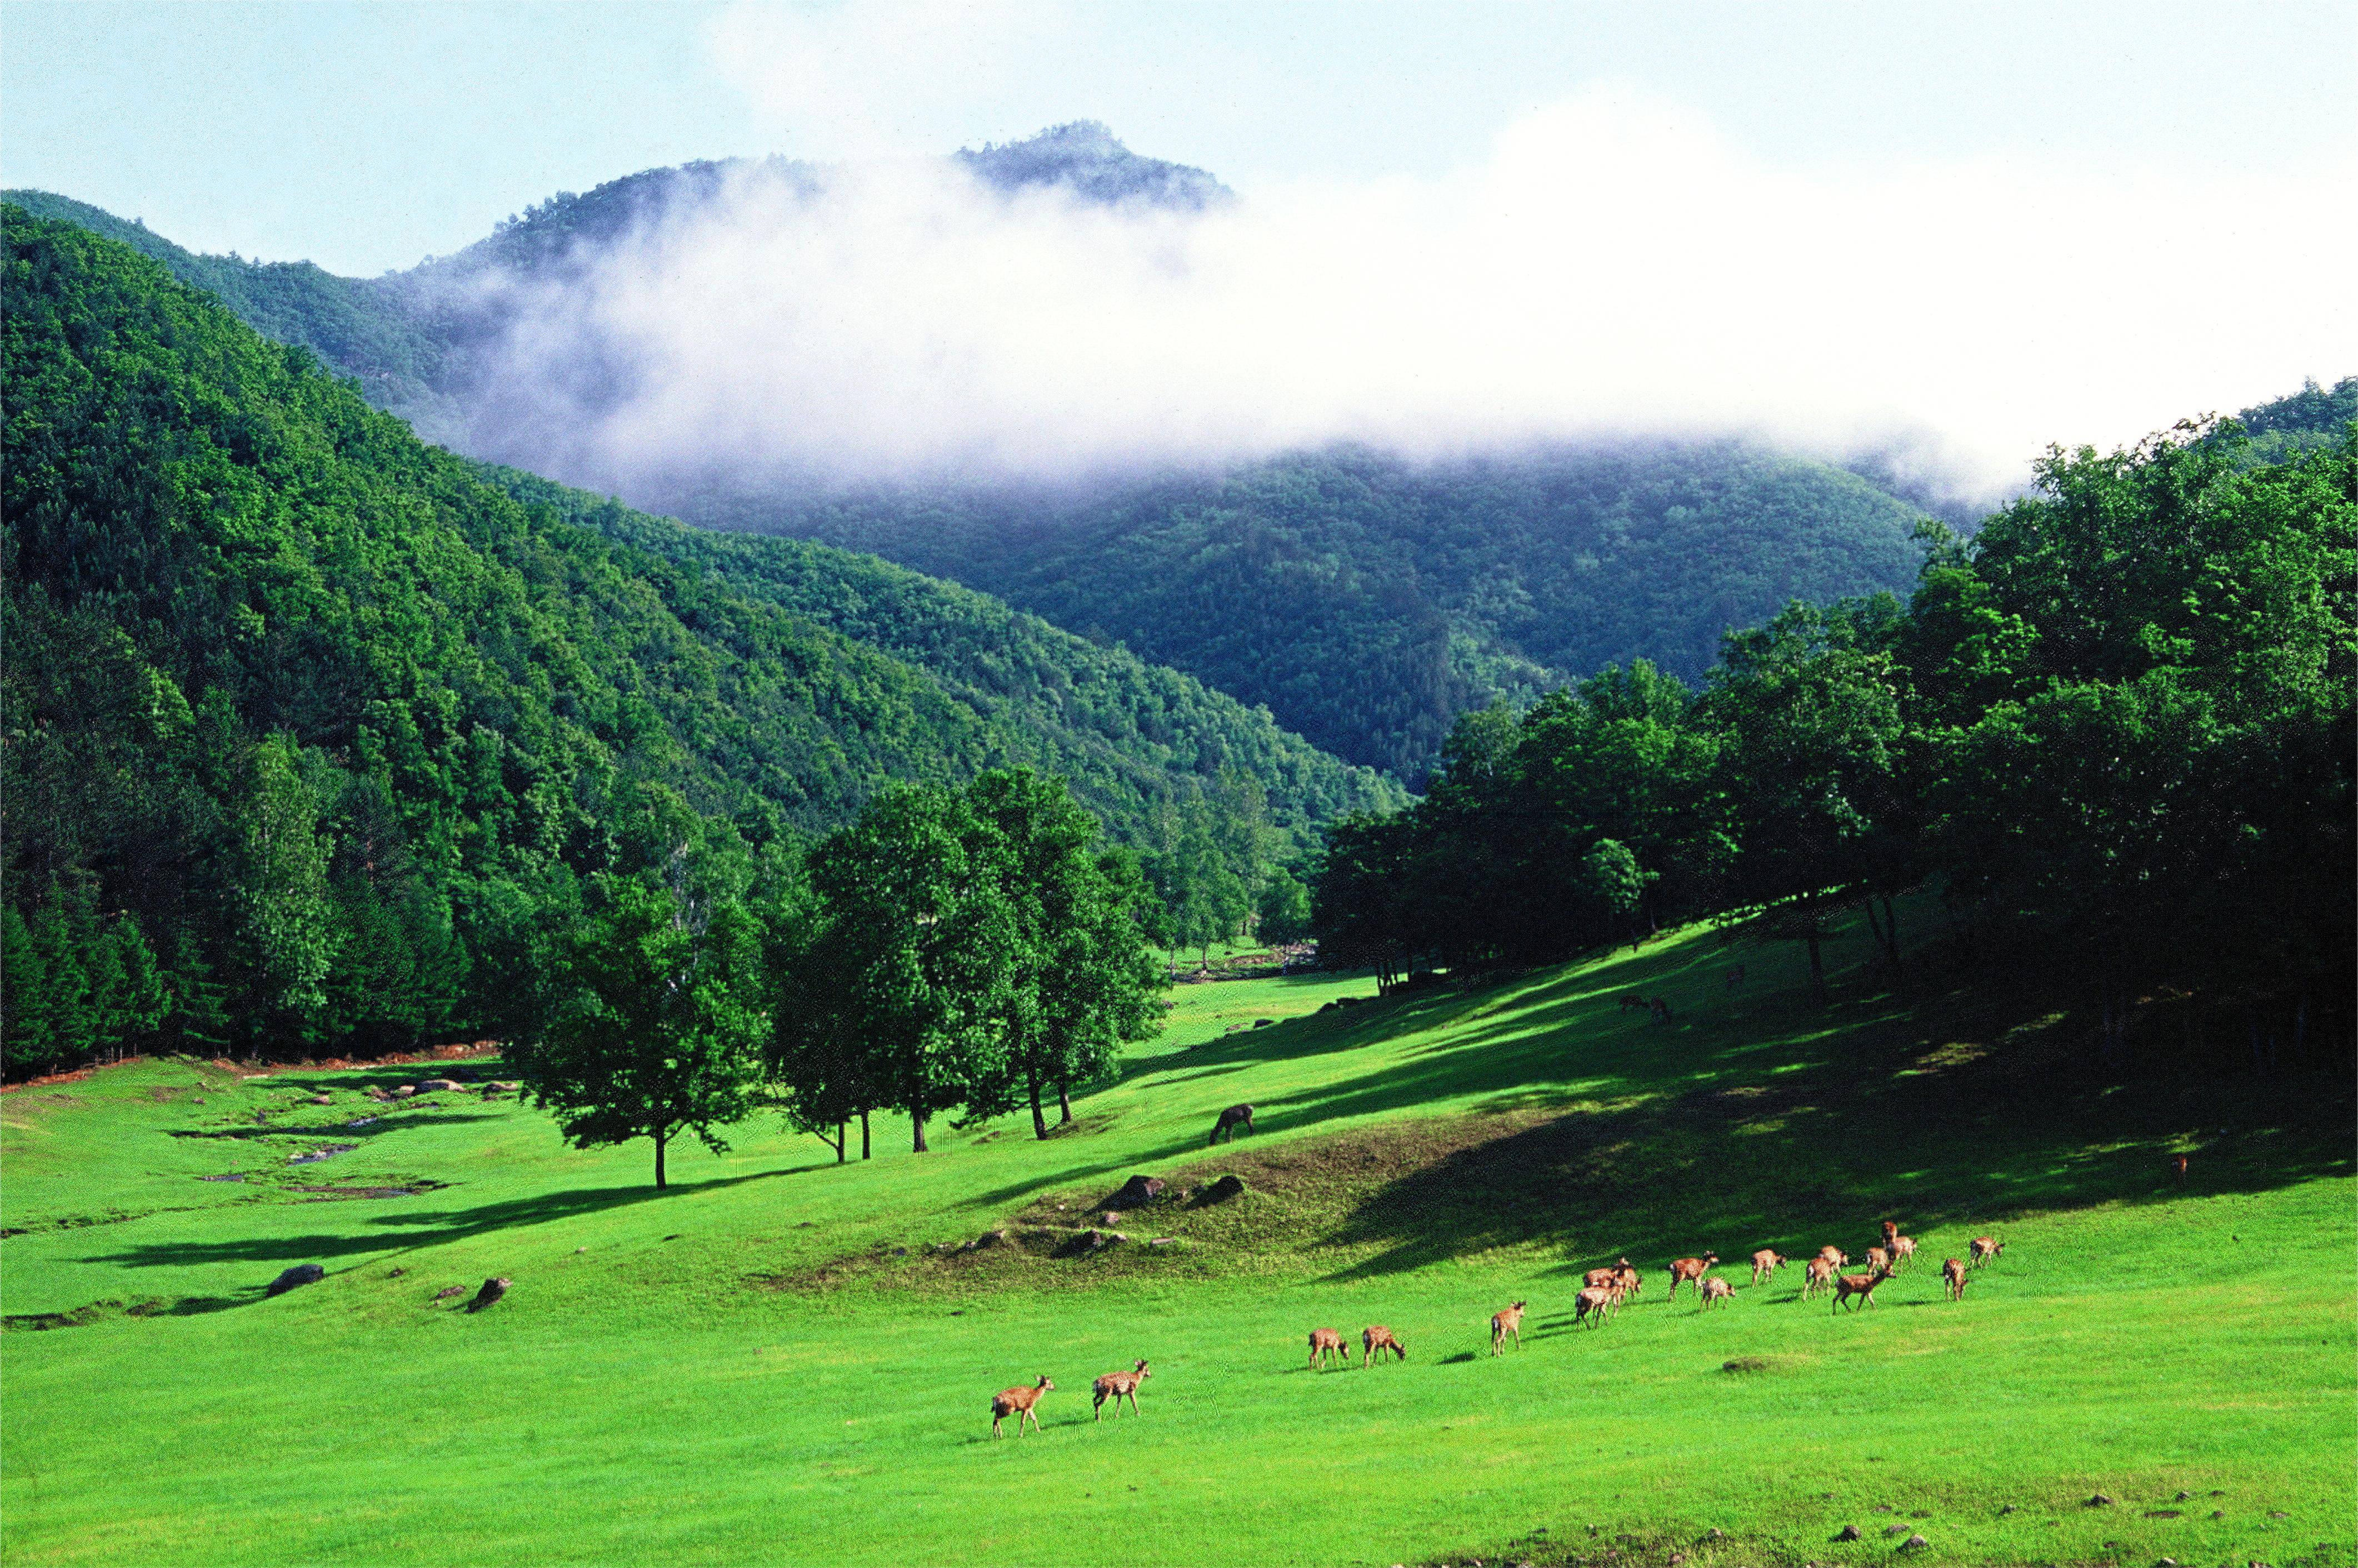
3, 2, 2352, 494
6, 1, 2352, 277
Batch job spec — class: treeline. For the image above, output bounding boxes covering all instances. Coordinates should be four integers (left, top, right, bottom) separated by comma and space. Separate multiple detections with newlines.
0, 210, 1358, 1078
515, 768, 1163, 1185
1315, 415, 2356, 1041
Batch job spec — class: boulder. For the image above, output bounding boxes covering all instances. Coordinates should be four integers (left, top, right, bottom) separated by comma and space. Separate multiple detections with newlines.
1197, 1174, 1247, 1204
464, 1276, 510, 1313
1104, 1175, 1166, 1210
391, 1085, 417, 1099
1900, 1535, 1928, 1552
433, 1284, 465, 1301
1832, 1526, 1861, 1542
414, 1078, 465, 1094
266, 1263, 325, 1297
308, 1094, 333, 1105
968, 1228, 1012, 1251
486, 1080, 523, 1093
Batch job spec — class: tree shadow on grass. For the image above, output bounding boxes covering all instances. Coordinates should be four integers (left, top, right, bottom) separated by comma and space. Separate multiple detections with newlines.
78, 1168, 800, 1274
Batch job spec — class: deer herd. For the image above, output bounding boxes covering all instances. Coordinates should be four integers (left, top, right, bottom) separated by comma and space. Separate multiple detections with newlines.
988, 1218, 2011, 1436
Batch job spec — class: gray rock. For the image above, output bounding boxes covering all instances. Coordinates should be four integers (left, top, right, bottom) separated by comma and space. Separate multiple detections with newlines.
1900, 1535, 1927, 1552
1197, 1173, 1247, 1204
1999, 1505, 2017, 1515
433, 1285, 465, 1300
2087, 1494, 2114, 1507
266, 1263, 324, 1297
463, 1276, 510, 1312
1102, 1210, 1123, 1225
1884, 1524, 1909, 1537
1105, 1175, 1167, 1210
414, 1078, 464, 1094
1833, 1526, 1861, 1542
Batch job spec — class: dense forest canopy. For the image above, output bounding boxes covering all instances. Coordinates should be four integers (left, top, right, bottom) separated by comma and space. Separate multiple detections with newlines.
1312, 408, 2356, 1049
0, 209, 1388, 1075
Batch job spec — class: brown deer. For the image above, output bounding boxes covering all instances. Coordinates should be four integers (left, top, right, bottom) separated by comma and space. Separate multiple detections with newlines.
1816, 1245, 1850, 1269
1092, 1360, 1150, 1420
1648, 998, 1673, 1025
990, 1375, 1054, 1437
1941, 1258, 1968, 1301
1307, 1327, 1348, 1370
1750, 1249, 1789, 1285
1801, 1256, 1837, 1299
1864, 1245, 1891, 1275
1889, 1235, 1918, 1272
1490, 1301, 1526, 1354
1611, 1263, 1643, 1300
1573, 1285, 1617, 1326
1969, 1236, 2005, 1268
1880, 1219, 1899, 1250
1831, 1265, 1894, 1314
1697, 1276, 1736, 1309
1208, 1104, 1255, 1145
1583, 1255, 1634, 1292
2170, 1153, 2190, 1184
1666, 1253, 1718, 1298
1361, 1325, 1406, 1365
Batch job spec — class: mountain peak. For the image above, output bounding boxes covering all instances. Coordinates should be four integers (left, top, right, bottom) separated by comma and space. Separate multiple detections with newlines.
956, 122, 1231, 211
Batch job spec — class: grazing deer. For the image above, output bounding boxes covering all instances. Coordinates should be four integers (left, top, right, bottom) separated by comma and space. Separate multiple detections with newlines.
1697, 1277, 1736, 1309
1648, 998, 1673, 1025
1573, 1285, 1617, 1326
1361, 1325, 1406, 1365
1666, 1253, 1718, 1299
991, 1376, 1054, 1437
1801, 1256, 1837, 1300
1968, 1236, 2005, 1268
1610, 1263, 1643, 1300
2170, 1153, 2190, 1184
1864, 1245, 1891, 1275
1491, 1301, 1527, 1355
1583, 1255, 1635, 1292
1092, 1360, 1149, 1420
1750, 1249, 1789, 1285
1208, 1103, 1255, 1145
1889, 1235, 1917, 1272
1725, 964, 1747, 989
1831, 1265, 1894, 1314
1816, 1245, 1850, 1269
1618, 993, 1651, 1013
1307, 1327, 1348, 1370
1942, 1258, 1968, 1301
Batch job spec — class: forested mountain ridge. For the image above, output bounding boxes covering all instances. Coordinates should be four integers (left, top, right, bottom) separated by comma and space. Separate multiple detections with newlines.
678, 442, 1933, 780
0, 209, 1391, 1071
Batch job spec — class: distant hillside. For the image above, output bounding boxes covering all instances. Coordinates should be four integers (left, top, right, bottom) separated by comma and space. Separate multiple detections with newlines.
2232, 375, 2358, 464
1, 208, 1394, 1063
677, 444, 1932, 780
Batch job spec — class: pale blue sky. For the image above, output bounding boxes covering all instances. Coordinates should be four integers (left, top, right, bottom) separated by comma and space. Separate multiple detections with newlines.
4, 1, 2352, 277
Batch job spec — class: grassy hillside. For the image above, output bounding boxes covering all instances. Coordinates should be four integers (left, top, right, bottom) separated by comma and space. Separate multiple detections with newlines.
4, 904, 2348, 1566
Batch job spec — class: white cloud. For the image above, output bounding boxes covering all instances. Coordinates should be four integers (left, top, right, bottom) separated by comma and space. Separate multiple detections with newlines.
456, 85, 2358, 500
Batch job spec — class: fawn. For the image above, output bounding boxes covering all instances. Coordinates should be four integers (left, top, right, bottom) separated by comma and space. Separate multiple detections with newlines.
1942, 1258, 1968, 1301
1092, 1360, 1149, 1420
1750, 1249, 1788, 1285
1969, 1236, 2005, 1268
1491, 1302, 1526, 1355
1573, 1285, 1617, 1326
1666, 1253, 1718, 1298
991, 1376, 1054, 1437
1697, 1277, 1736, 1309
1361, 1325, 1406, 1365
1307, 1327, 1348, 1370
1801, 1256, 1837, 1299
1831, 1265, 1894, 1313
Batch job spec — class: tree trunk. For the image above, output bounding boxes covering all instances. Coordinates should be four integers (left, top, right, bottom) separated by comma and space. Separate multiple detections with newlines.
1805, 926, 1827, 1006
912, 1099, 929, 1154
860, 1109, 872, 1160
833, 1121, 846, 1164
653, 1126, 669, 1190
1057, 1081, 1074, 1125
1027, 1065, 1049, 1141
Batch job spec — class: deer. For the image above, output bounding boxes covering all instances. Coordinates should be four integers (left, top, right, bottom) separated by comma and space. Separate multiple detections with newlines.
1697, 1276, 1736, 1309
1831, 1264, 1894, 1314
1092, 1360, 1149, 1420
1880, 1219, 1899, 1250
1750, 1249, 1789, 1285
2170, 1153, 2190, 1185
1491, 1301, 1527, 1355
1816, 1245, 1850, 1269
1573, 1285, 1617, 1327
1610, 1263, 1643, 1301
990, 1375, 1054, 1437
1649, 998, 1673, 1025
1864, 1245, 1891, 1275
1583, 1255, 1635, 1292
1801, 1256, 1837, 1300
1942, 1258, 1969, 1301
1208, 1103, 1255, 1145
1618, 993, 1651, 1013
1666, 1253, 1718, 1299
1889, 1234, 1918, 1272
1361, 1325, 1406, 1365
1307, 1327, 1349, 1370
1968, 1236, 2005, 1268
1725, 964, 1747, 990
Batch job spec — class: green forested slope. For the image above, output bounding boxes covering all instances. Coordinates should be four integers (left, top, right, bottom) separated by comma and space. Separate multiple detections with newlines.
0, 209, 1390, 1070
683, 443, 1932, 780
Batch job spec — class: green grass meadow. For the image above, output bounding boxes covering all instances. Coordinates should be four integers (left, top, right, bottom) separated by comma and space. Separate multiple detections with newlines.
3, 911, 2351, 1566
